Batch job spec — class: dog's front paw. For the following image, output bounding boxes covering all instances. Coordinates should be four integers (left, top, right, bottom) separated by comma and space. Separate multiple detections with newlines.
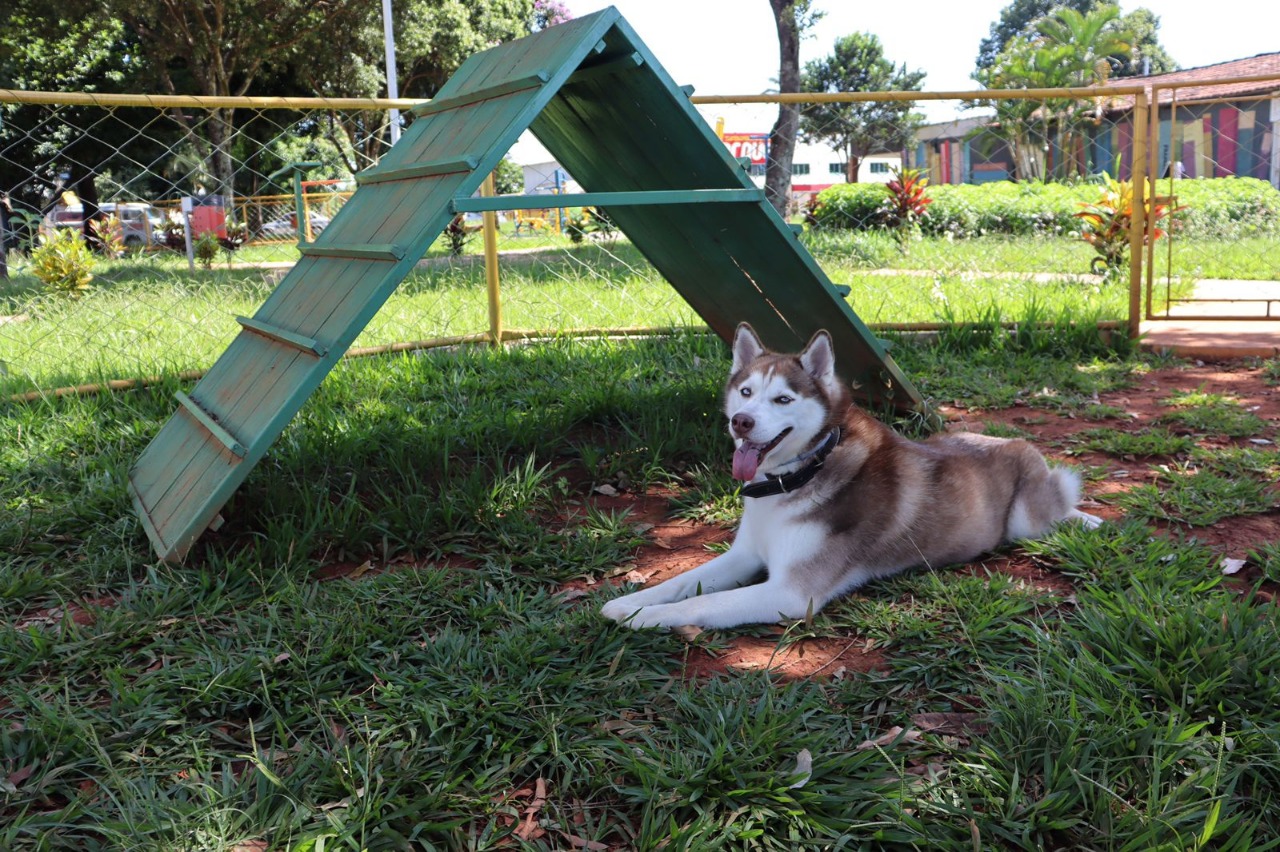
601, 596, 643, 624
601, 600, 688, 630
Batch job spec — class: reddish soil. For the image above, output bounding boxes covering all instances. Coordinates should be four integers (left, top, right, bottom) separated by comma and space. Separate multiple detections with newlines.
582, 359, 1279, 680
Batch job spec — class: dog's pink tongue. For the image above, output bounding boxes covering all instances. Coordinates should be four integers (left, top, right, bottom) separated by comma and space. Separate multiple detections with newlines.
733, 442, 761, 481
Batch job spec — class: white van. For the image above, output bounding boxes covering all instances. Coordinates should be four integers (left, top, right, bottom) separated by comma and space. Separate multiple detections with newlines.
42, 202, 165, 249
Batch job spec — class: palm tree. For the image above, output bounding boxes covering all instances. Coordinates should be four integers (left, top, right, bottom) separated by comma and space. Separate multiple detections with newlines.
1036, 4, 1132, 177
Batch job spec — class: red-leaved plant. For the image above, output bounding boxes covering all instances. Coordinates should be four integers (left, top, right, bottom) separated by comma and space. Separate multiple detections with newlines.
881, 167, 932, 252
1076, 175, 1184, 276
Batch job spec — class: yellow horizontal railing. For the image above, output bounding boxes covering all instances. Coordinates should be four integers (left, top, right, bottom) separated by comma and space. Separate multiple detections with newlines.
5, 71, 1279, 112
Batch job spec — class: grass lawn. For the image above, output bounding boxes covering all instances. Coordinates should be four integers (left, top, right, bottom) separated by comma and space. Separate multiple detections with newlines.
0, 232, 1157, 398
3, 326, 1279, 849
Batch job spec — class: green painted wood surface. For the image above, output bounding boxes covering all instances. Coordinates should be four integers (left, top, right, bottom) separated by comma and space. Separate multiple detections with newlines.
129, 7, 923, 564
453, 188, 764, 213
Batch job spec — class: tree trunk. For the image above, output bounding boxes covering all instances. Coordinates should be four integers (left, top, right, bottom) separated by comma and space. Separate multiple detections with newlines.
206, 107, 236, 199
846, 149, 862, 183
765, 0, 801, 219
71, 166, 104, 254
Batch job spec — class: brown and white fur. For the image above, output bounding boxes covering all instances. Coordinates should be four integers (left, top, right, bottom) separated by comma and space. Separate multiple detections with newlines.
601, 323, 1101, 630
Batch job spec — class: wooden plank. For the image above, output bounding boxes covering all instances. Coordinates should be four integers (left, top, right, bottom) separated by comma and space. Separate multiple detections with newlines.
236, 316, 327, 357
174, 392, 248, 460
410, 72, 550, 117
355, 157, 479, 185
299, 243, 405, 261
454, 188, 763, 213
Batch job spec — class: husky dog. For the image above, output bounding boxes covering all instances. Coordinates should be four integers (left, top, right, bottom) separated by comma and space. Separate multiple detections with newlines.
601, 323, 1101, 630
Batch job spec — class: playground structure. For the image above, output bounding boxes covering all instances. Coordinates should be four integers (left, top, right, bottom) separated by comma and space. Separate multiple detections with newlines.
125, 9, 922, 563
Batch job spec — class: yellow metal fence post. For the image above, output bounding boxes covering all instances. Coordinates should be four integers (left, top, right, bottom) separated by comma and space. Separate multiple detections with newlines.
1128, 90, 1149, 341
481, 172, 503, 346
1146, 86, 1160, 322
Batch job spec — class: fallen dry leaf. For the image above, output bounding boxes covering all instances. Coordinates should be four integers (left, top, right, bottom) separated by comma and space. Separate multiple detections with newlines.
856, 726, 923, 751
514, 777, 548, 841
1221, 557, 1247, 576
671, 624, 704, 642
558, 832, 609, 851
788, 748, 813, 789
910, 712, 989, 737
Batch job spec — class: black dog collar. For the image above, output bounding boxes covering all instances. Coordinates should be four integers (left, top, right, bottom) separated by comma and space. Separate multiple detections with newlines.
739, 427, 841, 499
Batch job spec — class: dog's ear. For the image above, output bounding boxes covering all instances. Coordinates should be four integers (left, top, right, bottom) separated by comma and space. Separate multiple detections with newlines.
731, 323, 765, 373
799, 329, 835, 384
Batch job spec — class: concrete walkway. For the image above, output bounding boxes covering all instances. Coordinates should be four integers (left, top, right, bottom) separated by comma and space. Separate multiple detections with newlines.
1140, 279, 1280, 359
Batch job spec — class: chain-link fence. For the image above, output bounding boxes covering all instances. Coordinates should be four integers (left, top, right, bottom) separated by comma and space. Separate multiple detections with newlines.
3, 80, 1278, 401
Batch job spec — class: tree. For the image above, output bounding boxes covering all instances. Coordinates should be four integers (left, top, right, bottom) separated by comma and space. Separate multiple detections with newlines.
799, 33, 925, 184
975, 0, 1174, 79
493, 158, 525, 196
1036, 4, 1131, 87
1111, 8, 1176, 77
975, 0, 1093, 74
975, 4, 1139, 180
290, 1, 545, 174
0, 1, 163, 246
764, 0, 822, 218
974, 35, 1063, 180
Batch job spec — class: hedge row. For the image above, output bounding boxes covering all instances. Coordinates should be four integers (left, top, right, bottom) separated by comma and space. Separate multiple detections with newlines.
810, 176, 1280, 240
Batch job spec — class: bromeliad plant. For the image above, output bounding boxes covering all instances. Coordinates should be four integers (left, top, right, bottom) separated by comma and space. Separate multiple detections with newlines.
1076, 175, 1183, 276
881, 167, 932, 252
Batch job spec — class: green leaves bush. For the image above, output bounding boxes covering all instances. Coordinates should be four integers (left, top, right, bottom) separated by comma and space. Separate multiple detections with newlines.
810, 176, 1280, 241
30, 228, 94, 297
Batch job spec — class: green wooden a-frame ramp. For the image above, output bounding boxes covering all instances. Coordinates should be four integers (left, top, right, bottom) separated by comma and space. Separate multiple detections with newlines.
129, 7, 925, 563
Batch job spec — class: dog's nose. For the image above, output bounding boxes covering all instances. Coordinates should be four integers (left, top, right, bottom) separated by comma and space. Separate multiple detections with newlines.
731, 413, 754, 436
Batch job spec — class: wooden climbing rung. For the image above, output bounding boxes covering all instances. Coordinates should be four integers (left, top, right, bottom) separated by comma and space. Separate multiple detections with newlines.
175, 392, 247, 458
299, 243, 406, 262
235, 316, 327, 357
411, 72, 550, 117
356, 158, 479, 186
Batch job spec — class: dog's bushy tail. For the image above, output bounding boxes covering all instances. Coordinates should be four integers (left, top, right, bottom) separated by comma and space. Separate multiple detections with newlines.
1049, 466, 1083, 515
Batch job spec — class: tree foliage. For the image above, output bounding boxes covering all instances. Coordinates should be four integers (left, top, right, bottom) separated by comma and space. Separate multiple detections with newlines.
976, 0, 1175, 79
973, 3, 1178, 180
800, 32, 925, 183
1, 1, 546, 216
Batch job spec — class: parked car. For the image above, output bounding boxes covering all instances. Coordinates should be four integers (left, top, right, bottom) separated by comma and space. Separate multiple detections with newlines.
258, 212, 330, 239
41, 202, 164, 249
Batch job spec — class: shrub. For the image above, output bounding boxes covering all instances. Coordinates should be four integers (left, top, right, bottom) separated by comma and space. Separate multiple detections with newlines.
808, 182, 886, 231
564, 211, 591, 244
1076, 175, 1183, 275
444, 214, 471, 256
882, 167, 932, 252
88, 214, 126, 257
810, 176, 1280, 241
194, 230, 220, 269
30, 228, 94, 297
1163, 177, 1280, 239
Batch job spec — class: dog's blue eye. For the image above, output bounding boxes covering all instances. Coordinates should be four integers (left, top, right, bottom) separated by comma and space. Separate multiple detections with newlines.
740, 387, 752, 397
775, 395, 792, 404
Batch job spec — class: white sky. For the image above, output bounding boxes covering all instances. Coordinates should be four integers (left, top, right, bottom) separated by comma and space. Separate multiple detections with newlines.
561, 0, 1279, 127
